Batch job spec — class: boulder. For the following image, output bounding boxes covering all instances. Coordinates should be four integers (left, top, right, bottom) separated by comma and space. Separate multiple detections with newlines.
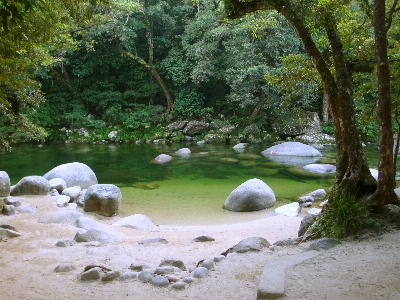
183, 120, 209, 136
175, 148, 191, 156
10, 176, 50, 196
81, 267, 102, 281
168, 121, 188, 131
48, 178, 67, 193
370, 168, 378, 180
54, 263, 76, 273
54, 195, 70, 207
83, 184, 121, 217
153, 154, 173, 164
275, 202, 301, 217
112, 214, 154, 230
108, 131, 118, 142
4, 196, 20, 207
305, 238, 341, 251
74, 228, 122, 244
192, 235, 215, 243
0, 171, 10, 197
204, 133, 227, 143
43, 162, 98, 189
76, 189, 87, 207
223, 178, 276, 212
152, 275, 170, 287
61, 186, 82, 202
262, 142, 322, 157
303, 164, 336, 174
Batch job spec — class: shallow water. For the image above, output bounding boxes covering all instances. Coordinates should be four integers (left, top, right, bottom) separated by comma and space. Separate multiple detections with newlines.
0, 142, 386, 225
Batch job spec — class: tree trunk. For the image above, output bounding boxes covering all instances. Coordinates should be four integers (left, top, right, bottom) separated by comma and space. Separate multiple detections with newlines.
117, 42, 173, 114
51, 67, 86, 108
366, 0, 396, 207
251, 90, 265, 118
322, 91, 329, 125
225, 0, 377, 198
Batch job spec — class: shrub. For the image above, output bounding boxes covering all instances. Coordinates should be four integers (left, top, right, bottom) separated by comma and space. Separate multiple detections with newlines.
311, 190, 380, 239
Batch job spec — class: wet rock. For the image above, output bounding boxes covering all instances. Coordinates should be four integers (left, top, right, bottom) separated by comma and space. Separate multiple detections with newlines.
153, 154, 173, 164
175, 148, 191, 156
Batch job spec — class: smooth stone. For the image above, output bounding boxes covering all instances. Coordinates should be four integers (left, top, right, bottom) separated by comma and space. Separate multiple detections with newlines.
81, 267, 102, 281
54, 263, 76, 273
193, 267, 209, 278
151, 275, 170, 287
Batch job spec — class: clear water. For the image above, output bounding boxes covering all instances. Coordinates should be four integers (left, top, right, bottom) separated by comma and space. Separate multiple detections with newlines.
0, 142, 386, 225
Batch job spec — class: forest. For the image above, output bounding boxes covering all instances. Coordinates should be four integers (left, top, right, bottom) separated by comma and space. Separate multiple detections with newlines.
1, 0, 400, 236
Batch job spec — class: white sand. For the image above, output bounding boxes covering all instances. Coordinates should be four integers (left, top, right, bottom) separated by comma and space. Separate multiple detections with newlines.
1, 195, 400, 299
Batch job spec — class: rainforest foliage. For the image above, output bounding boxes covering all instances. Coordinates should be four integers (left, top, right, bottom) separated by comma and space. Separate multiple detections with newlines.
1, 0, 399, 150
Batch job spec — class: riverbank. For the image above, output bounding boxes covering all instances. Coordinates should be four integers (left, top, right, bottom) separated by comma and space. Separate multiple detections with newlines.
1, 195, 400, 299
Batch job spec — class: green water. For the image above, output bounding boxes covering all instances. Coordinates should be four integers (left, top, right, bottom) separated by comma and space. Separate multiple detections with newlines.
0, 142, 385, 225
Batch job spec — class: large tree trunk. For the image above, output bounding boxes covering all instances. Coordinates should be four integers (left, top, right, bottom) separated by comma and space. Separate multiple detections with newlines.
366, 0, 396, 207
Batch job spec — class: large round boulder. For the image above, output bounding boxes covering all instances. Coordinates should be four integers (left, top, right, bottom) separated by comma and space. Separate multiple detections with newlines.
223, 178, 276, 212
262, 142, 322, 157
0, 171, 10, 197
83, 184, 122, 217
43, 162, 98, 189
10, 176, 50, 196
183, 120, 209, 136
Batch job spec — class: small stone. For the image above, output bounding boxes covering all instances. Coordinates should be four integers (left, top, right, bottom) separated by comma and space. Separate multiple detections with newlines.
192, 235, 215, 242
306, 238, 341, 251
120, 271, 138, 281
213, 255, 225, 262
193, 267, 209, 278
102, 271, 120, 282
159, 258, 186, 271
152, 275, 170, 287
2, 204, 15, 216
201, 259, 214, 270
182, 277, 196, 284
155, 266, 174, 275
54, 263, 75, 273
81, 267, 102, 281
172, 282, 186, 290
129, 263, 145, 272
4, 196, 21, 207
138, 270, 154, 283
55, 239, 76, 247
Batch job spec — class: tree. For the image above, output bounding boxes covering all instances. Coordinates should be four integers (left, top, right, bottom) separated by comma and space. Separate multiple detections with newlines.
225, 0, 380, 201
0, 0, 107, 150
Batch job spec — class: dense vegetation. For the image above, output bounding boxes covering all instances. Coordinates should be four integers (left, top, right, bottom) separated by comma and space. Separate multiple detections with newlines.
3, 0, 397, 149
